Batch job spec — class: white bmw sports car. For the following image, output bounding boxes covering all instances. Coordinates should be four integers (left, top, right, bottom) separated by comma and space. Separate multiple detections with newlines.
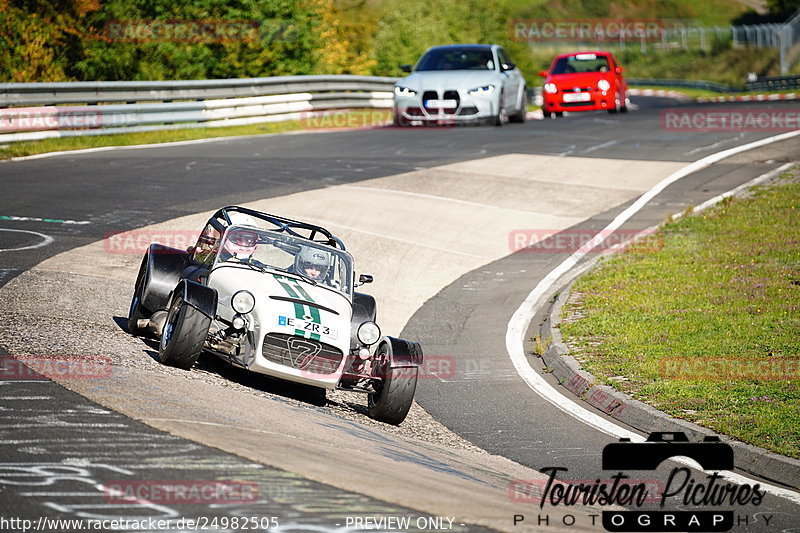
393, 43, 527, 126
128, 206, 423, 424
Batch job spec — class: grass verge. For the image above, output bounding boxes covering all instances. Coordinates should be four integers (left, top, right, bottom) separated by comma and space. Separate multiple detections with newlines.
0, 109, 393, 160
560, 167, 800, 458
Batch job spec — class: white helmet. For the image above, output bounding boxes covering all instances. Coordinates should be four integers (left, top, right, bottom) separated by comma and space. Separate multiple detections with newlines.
294, 246, 331, 280
227, 211, 259, 228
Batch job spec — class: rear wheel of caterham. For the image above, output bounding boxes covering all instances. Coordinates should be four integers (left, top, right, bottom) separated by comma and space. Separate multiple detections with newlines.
368, 341, 419, 425
159, 295, 210, 370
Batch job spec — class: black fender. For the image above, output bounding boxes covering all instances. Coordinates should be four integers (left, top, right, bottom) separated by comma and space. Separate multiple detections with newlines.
172, 279, 218, 320
139, 244, 190, 314
379, 336, 423, 368
350, 292, 377, 349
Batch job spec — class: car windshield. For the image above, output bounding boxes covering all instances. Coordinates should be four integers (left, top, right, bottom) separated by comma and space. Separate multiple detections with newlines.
214, 225, 354, 298
552, 53, 610, 74
415, 48, 495, 71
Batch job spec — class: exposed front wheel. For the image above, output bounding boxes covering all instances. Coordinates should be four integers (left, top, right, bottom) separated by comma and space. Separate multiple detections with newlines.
127, 256, 149, 336
368, 341, 419, 425
159, 295, 210, 370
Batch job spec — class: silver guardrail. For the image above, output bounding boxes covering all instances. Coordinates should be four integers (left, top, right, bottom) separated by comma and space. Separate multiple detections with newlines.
0, 75, 400, 144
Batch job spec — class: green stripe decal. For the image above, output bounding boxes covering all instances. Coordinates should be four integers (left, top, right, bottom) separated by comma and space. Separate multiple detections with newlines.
274, 275, 308, 337
293, 283, 314, 302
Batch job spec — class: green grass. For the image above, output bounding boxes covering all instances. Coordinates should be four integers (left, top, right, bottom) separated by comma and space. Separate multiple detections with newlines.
560, 168, 800, 458
0, 109, 393, 160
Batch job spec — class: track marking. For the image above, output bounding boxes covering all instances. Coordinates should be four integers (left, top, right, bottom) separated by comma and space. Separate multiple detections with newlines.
0, 228, 54, 252
0, 215, 90, 225
506, 130, 800, 503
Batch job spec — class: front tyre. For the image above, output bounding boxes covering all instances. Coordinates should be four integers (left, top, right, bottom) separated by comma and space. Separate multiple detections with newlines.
492, 92, 506, 126
508, 87, 527, 123
127, 256, 149, 336
159, 295, 210, 370
368, 342, 419, 425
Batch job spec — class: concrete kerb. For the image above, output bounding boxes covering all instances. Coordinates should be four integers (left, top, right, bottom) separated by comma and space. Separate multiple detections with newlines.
535, 170, 800, 490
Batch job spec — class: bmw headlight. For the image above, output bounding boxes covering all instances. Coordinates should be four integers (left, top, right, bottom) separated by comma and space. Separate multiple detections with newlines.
597, 79, 611, 92
544, 83, 558, 94
231, 290, 255, 314
468, 85, 495, 96
357, 321, 381, 346
394, 86, 417, 97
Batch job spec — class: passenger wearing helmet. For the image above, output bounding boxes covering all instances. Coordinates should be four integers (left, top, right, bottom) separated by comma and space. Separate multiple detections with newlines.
293, 246, 331, 282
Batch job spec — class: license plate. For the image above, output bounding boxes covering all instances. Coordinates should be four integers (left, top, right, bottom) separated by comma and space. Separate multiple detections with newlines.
562, 92, 591, 103
425, 99, 457, 108
278, 316, 337, 339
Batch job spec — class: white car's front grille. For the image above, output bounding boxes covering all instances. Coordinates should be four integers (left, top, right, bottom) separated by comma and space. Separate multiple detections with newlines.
262, 333, 343, 375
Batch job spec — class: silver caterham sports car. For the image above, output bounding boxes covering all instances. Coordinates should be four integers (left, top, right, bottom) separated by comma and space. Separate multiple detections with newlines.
127, 206, 423, 424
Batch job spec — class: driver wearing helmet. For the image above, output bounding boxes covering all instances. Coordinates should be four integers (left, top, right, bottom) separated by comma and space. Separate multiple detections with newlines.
218, 212, 264, 265
293, 246, 331, 282
220, 228, 260, 263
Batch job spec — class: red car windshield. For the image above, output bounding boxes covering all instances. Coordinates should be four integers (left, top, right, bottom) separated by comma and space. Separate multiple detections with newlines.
552, 54, 610, 74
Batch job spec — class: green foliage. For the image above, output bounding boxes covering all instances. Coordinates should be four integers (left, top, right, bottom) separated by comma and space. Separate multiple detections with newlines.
370, 0, 536, 84
72, 0, 326, 80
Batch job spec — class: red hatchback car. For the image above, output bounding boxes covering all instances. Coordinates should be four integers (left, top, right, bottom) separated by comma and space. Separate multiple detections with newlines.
539, 51, 628, 117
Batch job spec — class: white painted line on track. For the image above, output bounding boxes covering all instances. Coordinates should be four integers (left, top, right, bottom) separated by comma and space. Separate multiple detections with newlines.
338, 184, 564, 216
0, 228, 54, 252
1, 128, 330, 163
506, 129, 800, 502
309, 217, 489, 260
